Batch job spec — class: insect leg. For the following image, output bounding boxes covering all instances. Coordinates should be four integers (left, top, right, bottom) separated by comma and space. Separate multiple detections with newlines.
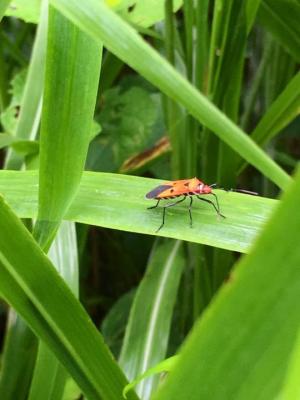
148, 199, 160, 209
196, 195, 226, 218
188, 196, 193, 227
156, 196, 186, 232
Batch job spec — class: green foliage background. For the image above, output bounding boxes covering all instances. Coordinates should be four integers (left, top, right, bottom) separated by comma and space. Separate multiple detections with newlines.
0, 1, 299, 400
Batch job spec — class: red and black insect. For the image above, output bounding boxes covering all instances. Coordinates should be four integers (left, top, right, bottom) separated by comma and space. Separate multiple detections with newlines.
146, 177, 225, 232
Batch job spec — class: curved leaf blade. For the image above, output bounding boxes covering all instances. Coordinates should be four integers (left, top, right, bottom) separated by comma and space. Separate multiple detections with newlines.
0, 171, 276, 253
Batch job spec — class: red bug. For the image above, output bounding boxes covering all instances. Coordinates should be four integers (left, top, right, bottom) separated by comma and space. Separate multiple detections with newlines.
146, 177, 225, 232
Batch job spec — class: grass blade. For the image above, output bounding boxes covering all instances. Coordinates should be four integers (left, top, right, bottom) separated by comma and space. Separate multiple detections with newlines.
4, 0, 47, 169
28, 222, 79, 400
258, 0, 300, 62
239, 71, 300, 172
0, 197, 139, 400
0, 310, 37, 400
280, 331, 300, 399
34, 6, 102, 249
119, 239, 184, 399
152, 167, 300, 400
50, 0, 291, 190
0, 170, 276, 253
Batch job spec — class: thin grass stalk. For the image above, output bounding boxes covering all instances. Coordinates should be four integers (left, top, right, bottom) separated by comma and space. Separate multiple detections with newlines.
240, 34, 272, 131
0, 36, 9, 111
195, 0, 210, 93
164, 0, 181, 178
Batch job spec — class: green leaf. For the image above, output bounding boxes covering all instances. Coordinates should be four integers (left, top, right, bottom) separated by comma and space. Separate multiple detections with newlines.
28, 222, 79, 400
152, 167, 300, 400
0, 133, 14, 148
50, 0, 291, 191
258, 0, 300, 62
5, 0, 47, 169
0, 310, 37, 400
101, 289, 136, 357
0, 170, 276, 253
30, 6, 103, 397
119, 239, 184, 399
245, 0, 261, 33
279, 330, 300, 399
251, 71, 300, 146
62, 377, 81, 400
0, 69, 27, 135
123, 355, 179, 399
204, 0, 248, 186
4, 0, 40, 23
0, 0, 11, 21
120, 0, 183, 28
94, 85, 163, 170
10, 140, 39, 155
238, 71, 300, 172
0, 197, 138, 400
33, 7, 102, 249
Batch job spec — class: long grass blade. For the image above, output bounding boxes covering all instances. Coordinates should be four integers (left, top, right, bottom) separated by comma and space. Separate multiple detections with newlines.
119, 239, 184, 400
33, 6, 102, 249
0, 198, 139, 400
50, 0, 291, 190
0, 170, 276, 253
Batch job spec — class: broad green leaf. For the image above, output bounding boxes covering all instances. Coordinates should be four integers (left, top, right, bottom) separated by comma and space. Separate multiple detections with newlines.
258, 0, 300, 62
152, 167, 300, 400
33, 7, 102, 249
0, 170, 276, 253
5, 0, 47, 169
0, 197, 138, 400
50, 0, 291, 190
120, 239, 184, 399
90, 85, 163, 172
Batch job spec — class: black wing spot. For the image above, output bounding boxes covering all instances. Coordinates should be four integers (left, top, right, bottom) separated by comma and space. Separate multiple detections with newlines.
170, 189, 174, 193
146, 184, 173, 199
184, 182, 190, 187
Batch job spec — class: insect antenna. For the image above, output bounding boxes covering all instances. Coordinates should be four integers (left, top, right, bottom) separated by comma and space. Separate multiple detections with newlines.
229, 188, 258, 195
216, 186, 258, 195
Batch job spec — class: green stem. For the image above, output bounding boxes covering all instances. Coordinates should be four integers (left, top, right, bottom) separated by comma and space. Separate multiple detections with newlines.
240, 34, 272, 131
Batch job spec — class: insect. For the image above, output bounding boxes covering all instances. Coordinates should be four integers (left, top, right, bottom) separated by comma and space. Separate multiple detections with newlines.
146, 177, 225, 232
